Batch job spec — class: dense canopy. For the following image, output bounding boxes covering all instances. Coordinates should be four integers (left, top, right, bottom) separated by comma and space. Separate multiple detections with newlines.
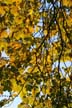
0, 0, 72, 108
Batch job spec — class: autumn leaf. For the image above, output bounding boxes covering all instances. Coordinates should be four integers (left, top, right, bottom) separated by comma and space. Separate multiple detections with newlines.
0, 6, 5, 15
0, 0, 72, 108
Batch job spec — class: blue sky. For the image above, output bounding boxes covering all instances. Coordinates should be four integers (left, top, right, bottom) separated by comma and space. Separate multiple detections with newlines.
0, 91, 22, 108
2, 97, 21, 108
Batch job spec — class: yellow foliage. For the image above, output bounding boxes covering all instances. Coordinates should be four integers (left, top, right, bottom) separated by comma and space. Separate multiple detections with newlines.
12, 0, 22, 3
0, 31, 8, 38
0, 0, 72, 108
45, 99, 52, 108
28, 26, 34, 33
66, 16, 72, 27
50, 26, 58, 37
0, 6, 5, 15
28, 96, 34, 105
30, 54, 36, 65
66, 77, 70, 82
14, 31, 25, 40
10, 56, 15, 63
35, 26, 40, 32
9, 42, 21, 50
63, 56, 72, 62
0, 85, 3, 94
17, 75, 25, 84
47, 55, 51, 63
32, 88, 35, 96
15, 16, 23, 24
29, 9, 33, 15
10, 6, 19, 17
18, 103, 30, 108
26, 18, 30, 24
0, 41, 8, 50
11, 79, 21, 92
3, 0, 22, 4
62, 0, 72, 7
44, 30, 48, 36
20, 87, 27, 97
46, 88, 50, 94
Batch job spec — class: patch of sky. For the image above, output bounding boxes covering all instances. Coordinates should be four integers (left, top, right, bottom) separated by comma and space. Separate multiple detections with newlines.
39, 0, 51, 12
54, 1, 61, 7
29, 45, 36, 52
2, 96, 22, 108
0, 91, 10, 101
49, 32, 59, 43
0, 91, 22, 108
52, 61, 72, 77
37, 17, 43, 27
65, 8, 71, 15
33, 17, 43, 38
1, 50, 9, 60
44, 0, 61, 11
33, 29, 43, 38
44, 0, 51, 11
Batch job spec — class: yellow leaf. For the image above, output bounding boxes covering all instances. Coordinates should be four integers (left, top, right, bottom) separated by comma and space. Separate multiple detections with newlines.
46, 88, 50, 94
18, 103, 30, 108
0, 6, 5, 15
15, 17, 23, 24
20, 87, 27, 97
9, 42, 21, 50
28, 26, 34, 33
11, 79, 21, 92
0, 31, 8, 38
66, 16, 72, 27
66, 77, 70, 82
10, 56, 15, 63
35, 26, 40, 32
3, 0, 22, 4
28, 96, 34, 105
44, 30, 47, 36
26, 18, 30, 24
10, 6, 18, 16
0, 41, 8, 50
62, 0, 72, 7
29, 9, 33, 15
47, 56, 51, 63
0, 85, 3, 94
